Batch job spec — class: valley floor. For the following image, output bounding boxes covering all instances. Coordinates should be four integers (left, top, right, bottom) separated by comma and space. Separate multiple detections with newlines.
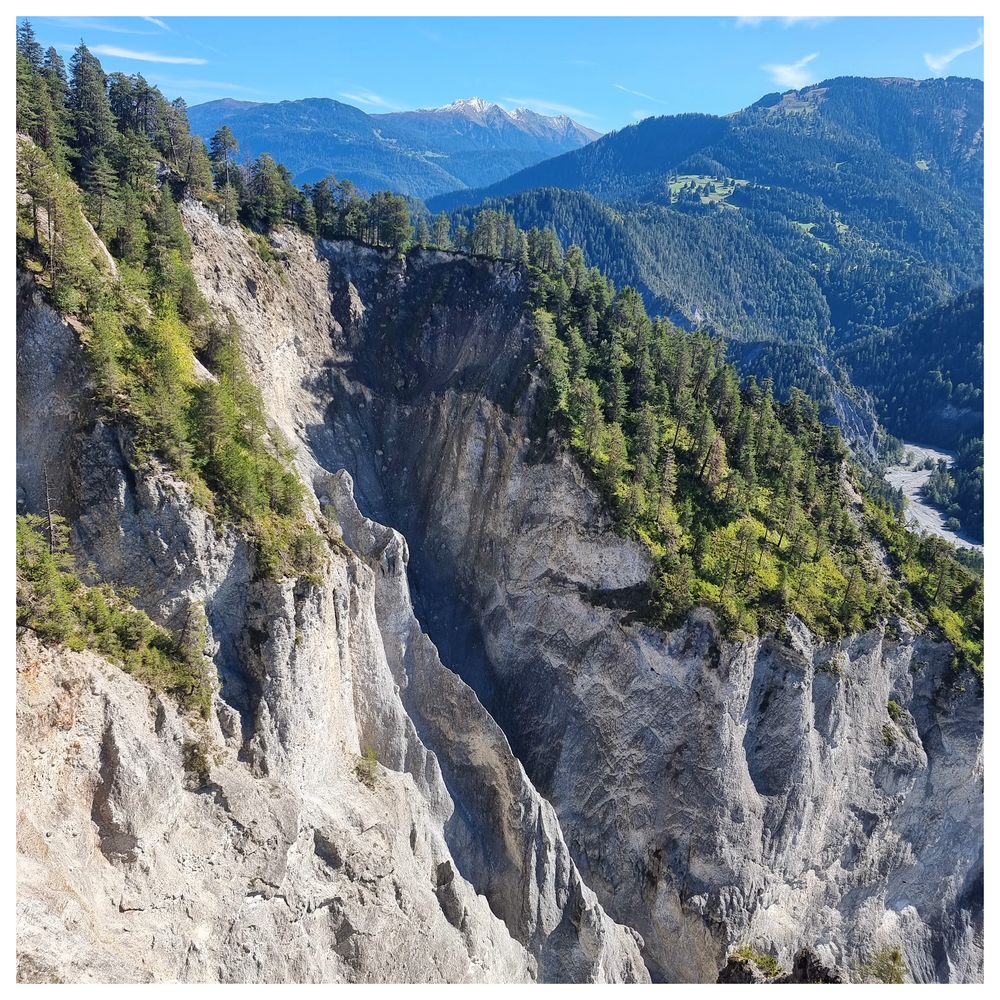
883, 443, 982, 552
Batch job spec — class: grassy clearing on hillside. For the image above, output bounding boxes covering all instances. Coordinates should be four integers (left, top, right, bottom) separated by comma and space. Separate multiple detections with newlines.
667, 174, 748, 206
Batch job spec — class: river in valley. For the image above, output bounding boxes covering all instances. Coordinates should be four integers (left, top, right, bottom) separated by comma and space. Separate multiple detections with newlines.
884, 442, 983, 552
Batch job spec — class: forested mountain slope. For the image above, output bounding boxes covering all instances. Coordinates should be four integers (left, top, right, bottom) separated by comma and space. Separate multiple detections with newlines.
431, 77, 983, 352
838, 287, 983, 451
448, 188, 834, 344
838, 288, 984, 539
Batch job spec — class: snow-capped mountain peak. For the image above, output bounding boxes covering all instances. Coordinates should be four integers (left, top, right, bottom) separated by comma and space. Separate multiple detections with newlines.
434, 97, 497, 115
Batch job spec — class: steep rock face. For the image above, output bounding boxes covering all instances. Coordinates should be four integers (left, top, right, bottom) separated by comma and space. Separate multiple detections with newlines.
17, 628, 529, 983
182, 207, 983, 983
15, 271, 91, 520
15, 261, 647, 983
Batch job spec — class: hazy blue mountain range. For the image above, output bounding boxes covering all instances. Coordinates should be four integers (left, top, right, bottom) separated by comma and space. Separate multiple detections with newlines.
187, 96, 600, 197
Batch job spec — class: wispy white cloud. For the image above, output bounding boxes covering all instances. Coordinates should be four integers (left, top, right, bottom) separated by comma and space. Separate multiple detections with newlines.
615, 83, 665, 104
780, 17, 835, 28
738, 16, 834, 29
339, 89, 404, 111
90, 44, 207, 65
500, 97, 597, 121
924, 28, 983, 75
42, 17, 159, 35
762, 52, 819, 89
143, 17, 170, 31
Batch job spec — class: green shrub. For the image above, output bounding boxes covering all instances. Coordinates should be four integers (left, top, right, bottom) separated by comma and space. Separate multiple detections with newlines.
16, 514, 213, 718
355, 746, 378, 789
733, 946, 783, 979
858, 945, 907, 984
182, 739, 212, 787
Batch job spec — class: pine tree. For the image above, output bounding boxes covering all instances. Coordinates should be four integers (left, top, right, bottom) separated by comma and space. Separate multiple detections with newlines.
116, 127, 157, 192
69, 43, 117, 174
635, 402, 660, 472
431, 211, 451, 249
367, 191, 412, 250
30, 75, 60, 156
16, 138, 52, 247
574, 379, 606, 454
218, 183, 239, 226
503, 215, 520, 260
181, 136, 214, 199
209, 125, 238, 188
115, 186, 149, 264
297, 195, 318, 236
152, 187, 190, 259
84, 151, 118, 236
704, 433, 729, 491
41, 48, 74, 171
604, 422, 628, 489
17, 140, 103, 311
87, 310, 125, 405
536, 310, 570, 412
244, 153, 287, 232
659, 446, 677, 504
696, 410, 717, 479
16, 51, 40, 136
516, 230, 530, 267
16, 20, 44, 71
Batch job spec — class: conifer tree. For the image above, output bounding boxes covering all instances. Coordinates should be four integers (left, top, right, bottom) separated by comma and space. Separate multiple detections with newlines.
244, 153, 287, 232
69, 43, 117, 173
209, 125, 238, 188
152, 187, 190, 259
16, 51, 40, 137
16, 20, 44, 71
84, 151, 117, 236
431, 211, 451, 249
604, 422, 628, 488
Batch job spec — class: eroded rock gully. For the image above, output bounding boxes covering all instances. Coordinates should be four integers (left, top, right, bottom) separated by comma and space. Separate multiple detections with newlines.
15, 205, 983, 983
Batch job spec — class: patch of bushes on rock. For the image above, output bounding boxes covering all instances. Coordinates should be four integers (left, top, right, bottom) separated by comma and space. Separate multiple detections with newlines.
16, 513, 213, 718
182, 738, 212, 788
251, 231, 287, 272
732, 945, 783, 979
887, 699, 904, 723
355, 746, 378, 789
857, 945, 907, 984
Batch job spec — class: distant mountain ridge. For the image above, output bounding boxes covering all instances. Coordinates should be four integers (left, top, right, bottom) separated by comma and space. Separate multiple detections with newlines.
431, 76, 983, 212
187, 95, 600, 198
434, 76, 983, 349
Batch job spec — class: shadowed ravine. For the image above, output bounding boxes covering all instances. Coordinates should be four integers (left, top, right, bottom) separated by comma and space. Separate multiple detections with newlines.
180, 209, 982, 982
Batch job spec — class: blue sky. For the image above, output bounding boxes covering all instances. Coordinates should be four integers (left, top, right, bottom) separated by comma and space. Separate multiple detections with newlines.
21, 15, 985, 130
